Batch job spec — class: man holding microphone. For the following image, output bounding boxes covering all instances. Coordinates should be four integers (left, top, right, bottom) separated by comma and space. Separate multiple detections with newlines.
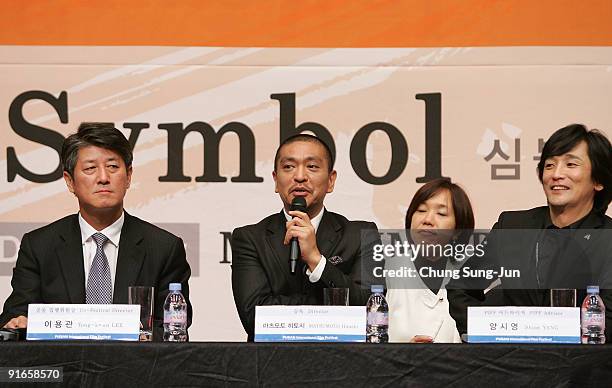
231, 134, 379, 340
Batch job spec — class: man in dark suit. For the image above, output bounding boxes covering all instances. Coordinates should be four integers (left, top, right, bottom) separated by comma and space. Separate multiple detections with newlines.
0, 123, 191, 339
231, 134, 379, 340
448, 124, 612, 340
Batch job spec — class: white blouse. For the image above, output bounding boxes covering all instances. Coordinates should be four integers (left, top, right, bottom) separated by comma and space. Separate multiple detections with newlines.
385, 256, 461, 343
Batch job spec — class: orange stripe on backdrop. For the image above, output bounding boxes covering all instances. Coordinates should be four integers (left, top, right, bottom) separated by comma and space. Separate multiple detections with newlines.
1, 0, 612, 47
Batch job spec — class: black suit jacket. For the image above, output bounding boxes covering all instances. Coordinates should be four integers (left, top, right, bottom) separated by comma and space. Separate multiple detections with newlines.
447, 206, 612, 340
231, 210, 379, 340
0, 212, 192, 340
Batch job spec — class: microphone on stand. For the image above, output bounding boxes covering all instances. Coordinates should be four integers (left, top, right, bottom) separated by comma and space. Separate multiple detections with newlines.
289, 197, 307, 274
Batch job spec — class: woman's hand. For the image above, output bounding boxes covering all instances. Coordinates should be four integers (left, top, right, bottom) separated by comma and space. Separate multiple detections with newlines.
409, 335, 433, 343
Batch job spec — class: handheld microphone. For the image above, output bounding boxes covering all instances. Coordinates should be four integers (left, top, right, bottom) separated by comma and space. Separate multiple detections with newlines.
289, 197, 307, 274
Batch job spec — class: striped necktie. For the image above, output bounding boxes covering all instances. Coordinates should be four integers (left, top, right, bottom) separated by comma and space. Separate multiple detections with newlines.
86, 232, 113, 304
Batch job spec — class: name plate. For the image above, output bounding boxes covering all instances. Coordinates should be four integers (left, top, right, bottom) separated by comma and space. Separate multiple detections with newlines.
467, 306, 580, 344
26, 304, 140, 341
255, 305, 366, 342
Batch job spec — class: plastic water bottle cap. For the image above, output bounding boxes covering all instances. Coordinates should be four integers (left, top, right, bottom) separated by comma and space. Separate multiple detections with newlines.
169, 283, 182, 291
587, 285, 599, 294
371, 285, 384, 293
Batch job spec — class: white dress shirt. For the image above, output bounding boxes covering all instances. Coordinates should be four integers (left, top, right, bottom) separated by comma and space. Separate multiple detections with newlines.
79, 212, 124, 298
282, 208, 326, 283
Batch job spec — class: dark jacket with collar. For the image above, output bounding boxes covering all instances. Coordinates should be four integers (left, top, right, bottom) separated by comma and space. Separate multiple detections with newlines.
0, 212, 192, 340
231, 210, 379, 341
447, 206, 612, 340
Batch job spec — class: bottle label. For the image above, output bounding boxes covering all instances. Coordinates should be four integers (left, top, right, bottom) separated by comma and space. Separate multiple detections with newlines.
164, 310, 186, 324
367, 312, 388, 326
583, 312, 604, 327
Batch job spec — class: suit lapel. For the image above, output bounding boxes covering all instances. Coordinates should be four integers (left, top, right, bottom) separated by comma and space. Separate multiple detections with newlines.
516, 210, 547, 304
519, 208, 547, 289
113, 213, 145, 303
566, 211, 606, 284
266, 212, 293, 283
316, 210, 342, 258
56, 215, 86, 303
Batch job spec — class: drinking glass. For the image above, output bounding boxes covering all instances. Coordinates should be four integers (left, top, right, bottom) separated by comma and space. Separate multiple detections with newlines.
550, 288, 576, 307
323, 288, 349, 306
128, 286, 154, 341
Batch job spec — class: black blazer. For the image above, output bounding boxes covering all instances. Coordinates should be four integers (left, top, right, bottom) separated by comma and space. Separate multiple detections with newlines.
231, 210, 379, 340
447, 206, 612, 340
0, 212, 192, 340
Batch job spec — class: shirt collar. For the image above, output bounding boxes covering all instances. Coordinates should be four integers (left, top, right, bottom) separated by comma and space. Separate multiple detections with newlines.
79, 212, 125, 247
283, 207, 324, 233
543, 208, 591, 230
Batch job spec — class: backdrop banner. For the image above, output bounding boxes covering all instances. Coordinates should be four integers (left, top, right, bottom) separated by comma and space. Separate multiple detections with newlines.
1, 46, 611, 340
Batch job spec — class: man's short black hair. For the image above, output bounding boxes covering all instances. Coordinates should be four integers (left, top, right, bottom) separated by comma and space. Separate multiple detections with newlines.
61, 122, 133, 177
537, 123, 612, 211
274, 134, 335, 172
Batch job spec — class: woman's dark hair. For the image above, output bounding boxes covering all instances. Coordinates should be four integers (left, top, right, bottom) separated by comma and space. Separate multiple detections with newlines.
537, 124, 611, 211
61, 122, 133, 177
405, 178, 475, 244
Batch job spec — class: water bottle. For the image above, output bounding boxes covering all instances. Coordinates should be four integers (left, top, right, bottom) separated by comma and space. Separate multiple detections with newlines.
366, 285, 388, 343
163, 283, 188, 342
581, 285, 605, 344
